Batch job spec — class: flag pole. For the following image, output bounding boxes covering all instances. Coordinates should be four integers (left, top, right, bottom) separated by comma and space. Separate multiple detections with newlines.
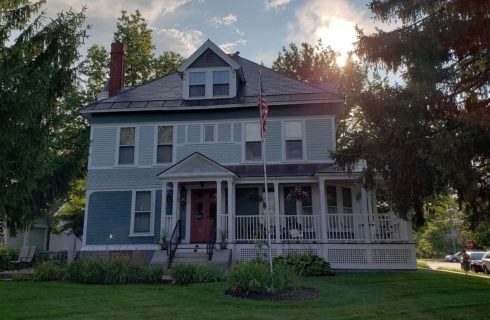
258, 69, 273, 273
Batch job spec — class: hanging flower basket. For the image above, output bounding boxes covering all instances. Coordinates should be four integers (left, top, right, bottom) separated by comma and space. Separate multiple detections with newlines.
286, 187, 310, 201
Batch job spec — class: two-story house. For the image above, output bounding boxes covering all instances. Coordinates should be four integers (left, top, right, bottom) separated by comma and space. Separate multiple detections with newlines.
80, 40, 416, 269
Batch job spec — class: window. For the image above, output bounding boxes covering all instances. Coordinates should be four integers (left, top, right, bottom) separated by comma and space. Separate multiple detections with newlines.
204, 124, 216, 143
118, 127, 135, 165
285, 121, 303, 160
132, 191, 153, 235
189, 72, 205, 97
342, 187, 353, 214
213, 71, 229, 96
157, 126, 173, 163
245, 122, 262, 161
326, 186, 337, 214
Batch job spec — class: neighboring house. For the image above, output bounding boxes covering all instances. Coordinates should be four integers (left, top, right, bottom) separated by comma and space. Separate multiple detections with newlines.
0, 217, 81, 262
80, 40, 416, 269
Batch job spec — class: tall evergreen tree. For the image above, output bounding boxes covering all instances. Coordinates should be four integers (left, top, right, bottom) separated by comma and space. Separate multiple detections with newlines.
332, 0, 490, 228
0, 1, 88, 234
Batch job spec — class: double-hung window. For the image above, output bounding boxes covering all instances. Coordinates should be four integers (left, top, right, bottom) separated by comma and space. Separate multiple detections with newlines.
118, 127, 135, 165
213, 71, 229, 96
204, 124, 216, 143
245, 122, 262, 161
132, 191, 153, 235
285, 121, 303, 160
156, 126, 173, 163
189, 72, 205, 97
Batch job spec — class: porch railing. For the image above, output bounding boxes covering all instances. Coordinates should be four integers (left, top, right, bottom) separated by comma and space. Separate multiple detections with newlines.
233, 213, 408, 243
167, 219, 181, 269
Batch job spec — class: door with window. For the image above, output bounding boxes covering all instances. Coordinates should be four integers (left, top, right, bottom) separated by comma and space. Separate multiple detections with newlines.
190, 189, 216, 243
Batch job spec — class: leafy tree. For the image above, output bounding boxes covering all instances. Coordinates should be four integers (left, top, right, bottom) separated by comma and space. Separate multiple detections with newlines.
114, 10, 154, 86
332, 0, 490, 229
0, 1, 88, 235
53, 178, 86, 237
152, 51, 185, 78
272, 41, 341, 86
83, 44, 109, 102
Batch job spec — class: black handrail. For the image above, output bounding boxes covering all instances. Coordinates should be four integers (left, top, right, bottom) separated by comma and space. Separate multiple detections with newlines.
167, 219, 182, 269
206, 219, 217, 261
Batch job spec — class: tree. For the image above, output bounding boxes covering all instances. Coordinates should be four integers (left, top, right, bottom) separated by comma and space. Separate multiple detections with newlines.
114, 10, 154, 86
272, 41, 341, 86
332, 0, 490, 229
0, 1, 88, 234
83, 44, 109, 102
53, 178, 86, 237
152, 51, 185, 79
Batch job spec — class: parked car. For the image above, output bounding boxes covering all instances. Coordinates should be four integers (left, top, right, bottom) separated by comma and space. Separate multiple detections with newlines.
444, 251, 463, 262
469, 252, 485, 273
481, 252, 490, 274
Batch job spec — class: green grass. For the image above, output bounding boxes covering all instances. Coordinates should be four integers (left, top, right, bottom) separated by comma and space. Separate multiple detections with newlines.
436, 266, 490, 278
416, 260, 430, 269
0, 272, 489, 320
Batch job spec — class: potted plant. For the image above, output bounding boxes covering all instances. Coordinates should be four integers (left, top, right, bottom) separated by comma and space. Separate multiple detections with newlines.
219, 230, 227, 249
159, 229, 169, 250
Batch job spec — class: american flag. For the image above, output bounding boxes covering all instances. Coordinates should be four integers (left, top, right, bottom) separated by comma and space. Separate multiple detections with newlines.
258, 74, 269, 139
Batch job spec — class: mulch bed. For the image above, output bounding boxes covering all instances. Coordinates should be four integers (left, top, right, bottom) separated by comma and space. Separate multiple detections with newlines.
225, 287, 319, 301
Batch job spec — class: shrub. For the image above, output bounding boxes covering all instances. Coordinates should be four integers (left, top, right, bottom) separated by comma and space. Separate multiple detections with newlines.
0, 247, 18, 270
171, 264, 224, 284
273, 253, 333, 276
11, 273, 34, 281
34, 261, 66, 281
417, 260, 430, 269
143, 267, 164, 283
226, 261, 300, 294
105, 260, 143, 284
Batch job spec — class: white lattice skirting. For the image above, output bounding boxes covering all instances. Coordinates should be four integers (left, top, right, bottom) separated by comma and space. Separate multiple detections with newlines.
234, 243, 416, 270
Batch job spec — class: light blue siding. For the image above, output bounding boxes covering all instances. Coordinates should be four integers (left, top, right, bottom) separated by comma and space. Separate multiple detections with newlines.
218, 123, 232, 142
265, 120, 281, 161
91, 127, 116, 167
138, 126, 154, 165
176, 125, 185, 144
233, 122, 242, 142
187, 124, 201, 144
176, 144, 242, 163
87, 168, 165, 189
86, 191, 159, 245
306, 119, 333, 161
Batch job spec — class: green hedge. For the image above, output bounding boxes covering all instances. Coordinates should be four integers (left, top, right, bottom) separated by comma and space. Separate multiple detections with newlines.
0, 247, 18, 271
171, 264, 224, 284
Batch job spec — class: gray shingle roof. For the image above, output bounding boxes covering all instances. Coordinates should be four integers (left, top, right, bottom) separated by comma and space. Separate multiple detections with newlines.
81, 55, 343, 114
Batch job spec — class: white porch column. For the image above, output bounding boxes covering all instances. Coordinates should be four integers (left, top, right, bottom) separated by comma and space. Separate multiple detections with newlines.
172, 181, 179, 229
161, 182, 168, 234
227, 179, 234, 243
318, 178, 327, 242
361, 188, 371, 243
216, 180, 223, 241
274, 182, 281, 243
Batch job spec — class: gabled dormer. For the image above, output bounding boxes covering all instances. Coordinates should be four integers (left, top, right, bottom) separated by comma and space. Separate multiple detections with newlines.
178, 40, 244, 100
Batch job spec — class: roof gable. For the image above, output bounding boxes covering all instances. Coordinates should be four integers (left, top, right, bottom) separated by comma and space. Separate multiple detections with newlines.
178, 39, 241, 72
158, 152, 236, 179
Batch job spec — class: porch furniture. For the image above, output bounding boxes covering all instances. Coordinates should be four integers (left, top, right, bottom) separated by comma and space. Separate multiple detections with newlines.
22, 246, 36, 269
289, 228, 303, 240
8, 246, 29, 270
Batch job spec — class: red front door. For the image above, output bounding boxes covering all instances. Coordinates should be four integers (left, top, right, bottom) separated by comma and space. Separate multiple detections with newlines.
190, 189, 216, 243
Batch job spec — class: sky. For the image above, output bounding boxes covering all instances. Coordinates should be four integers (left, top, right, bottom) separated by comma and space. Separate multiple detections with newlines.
45, 0, 386, 67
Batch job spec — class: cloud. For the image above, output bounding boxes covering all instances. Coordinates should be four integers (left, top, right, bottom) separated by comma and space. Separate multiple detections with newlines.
264, 0, 291, 11
210, 14, 238, 27
47, 0, 190, 23
219, 39, 247, 53
153, 28, 204, 57
286, 0, 375, 65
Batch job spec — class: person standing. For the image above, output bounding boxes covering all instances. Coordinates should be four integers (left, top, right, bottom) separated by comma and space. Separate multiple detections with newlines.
461, 250, 471, 275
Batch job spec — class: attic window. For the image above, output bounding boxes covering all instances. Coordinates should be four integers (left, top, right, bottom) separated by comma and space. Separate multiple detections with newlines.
189, 72, 205, 97
213, 71, 229, 96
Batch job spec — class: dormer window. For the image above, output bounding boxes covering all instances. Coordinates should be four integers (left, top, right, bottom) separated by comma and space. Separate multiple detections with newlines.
189, 72, 206, 97
213, 71, 229, 96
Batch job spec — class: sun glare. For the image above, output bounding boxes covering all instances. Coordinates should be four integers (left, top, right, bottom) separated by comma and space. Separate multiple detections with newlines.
315, 17, 357, 67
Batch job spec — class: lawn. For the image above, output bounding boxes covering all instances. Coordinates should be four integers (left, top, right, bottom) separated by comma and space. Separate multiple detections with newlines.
0, 271, 489, 320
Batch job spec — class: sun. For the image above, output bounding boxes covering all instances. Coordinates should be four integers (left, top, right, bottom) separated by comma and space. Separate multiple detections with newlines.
315, 17, 357, 67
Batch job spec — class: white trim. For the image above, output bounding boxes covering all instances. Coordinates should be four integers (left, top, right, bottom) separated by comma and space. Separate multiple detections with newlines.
153, 124, 174, 165
81, 244, 160, 251
282, 120, 305, 161
82, 190, 93, 246
203, 123, 217, 143
87, 126, 94, 169
129, 189, 155, 237
178, 39, 241, 72
183, 67, 236, 100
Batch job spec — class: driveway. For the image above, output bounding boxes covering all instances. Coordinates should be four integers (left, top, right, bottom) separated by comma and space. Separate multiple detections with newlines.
425, 261, 461, 270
